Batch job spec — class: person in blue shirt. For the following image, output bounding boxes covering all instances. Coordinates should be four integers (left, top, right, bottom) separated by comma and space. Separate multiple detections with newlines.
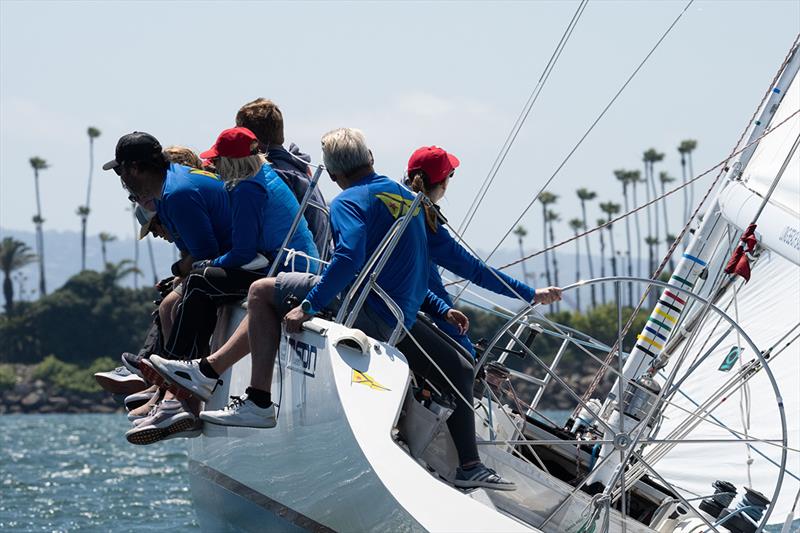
154, 127, 318, 368
183, 128, 517, 491
103, 132, 235, 445
405, 146, 563, 359
235, 98, 331, 257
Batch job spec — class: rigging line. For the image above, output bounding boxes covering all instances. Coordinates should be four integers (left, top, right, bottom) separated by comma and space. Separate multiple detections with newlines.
457, 0, 589, 236
452, 0, 694, 305
445, 108, 800, 280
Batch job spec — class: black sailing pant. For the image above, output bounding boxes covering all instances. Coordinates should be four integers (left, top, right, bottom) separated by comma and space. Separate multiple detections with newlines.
397, 315, 480, 466
163, 267, 265, 360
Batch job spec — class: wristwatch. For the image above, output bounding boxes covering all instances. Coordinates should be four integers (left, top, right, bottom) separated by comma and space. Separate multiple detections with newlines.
300, 299, 317, 316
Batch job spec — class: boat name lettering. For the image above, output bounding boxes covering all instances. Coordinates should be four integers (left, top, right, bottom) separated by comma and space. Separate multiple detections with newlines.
777, 225, 800, 251
288, 338, 317, 377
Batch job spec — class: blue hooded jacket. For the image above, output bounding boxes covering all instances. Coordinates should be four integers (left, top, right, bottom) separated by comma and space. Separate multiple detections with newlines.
210, 162, 318, 272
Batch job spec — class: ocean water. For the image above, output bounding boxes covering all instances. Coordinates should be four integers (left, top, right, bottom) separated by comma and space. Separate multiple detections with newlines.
0, 414, 197, 532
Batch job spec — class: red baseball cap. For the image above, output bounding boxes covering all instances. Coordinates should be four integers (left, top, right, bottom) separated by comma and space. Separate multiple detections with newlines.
200, 127, 258, 159
406, 146, 460, 186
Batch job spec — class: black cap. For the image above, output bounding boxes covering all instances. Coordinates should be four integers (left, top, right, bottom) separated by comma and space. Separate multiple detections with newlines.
102, 132, 163, 171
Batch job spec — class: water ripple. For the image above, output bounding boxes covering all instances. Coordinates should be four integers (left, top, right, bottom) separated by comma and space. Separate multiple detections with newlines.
0, 414, 198, 531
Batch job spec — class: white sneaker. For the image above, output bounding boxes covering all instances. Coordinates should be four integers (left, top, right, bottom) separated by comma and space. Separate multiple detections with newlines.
149, 355, 221, 402
200, 395, 277, 428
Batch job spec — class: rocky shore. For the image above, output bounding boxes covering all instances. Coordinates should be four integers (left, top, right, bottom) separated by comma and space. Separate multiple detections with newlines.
0, 364, 122, 415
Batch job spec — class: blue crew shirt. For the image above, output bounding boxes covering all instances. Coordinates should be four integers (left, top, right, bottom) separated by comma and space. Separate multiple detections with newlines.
156, 164, 232, 260
210, 162, 318, 272
305, 173, 431, 330
426, 221, 536, 357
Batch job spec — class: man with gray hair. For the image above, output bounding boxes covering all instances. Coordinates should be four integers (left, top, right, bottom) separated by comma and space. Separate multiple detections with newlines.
193, 128, 516, 491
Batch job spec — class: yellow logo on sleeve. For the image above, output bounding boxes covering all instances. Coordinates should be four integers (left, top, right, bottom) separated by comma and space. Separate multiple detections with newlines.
375, 192, 420, 219
189, 169, 220, 180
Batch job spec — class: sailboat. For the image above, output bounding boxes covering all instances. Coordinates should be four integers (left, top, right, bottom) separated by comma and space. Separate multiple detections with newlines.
186, 37, 800, 533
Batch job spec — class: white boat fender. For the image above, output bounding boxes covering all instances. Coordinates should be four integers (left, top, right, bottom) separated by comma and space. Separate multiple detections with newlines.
334, 329, 372, 355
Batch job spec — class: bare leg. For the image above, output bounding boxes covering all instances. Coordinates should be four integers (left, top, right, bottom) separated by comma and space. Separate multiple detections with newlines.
247, 278, 281, 392
207, 316, 250, 374
159, 290, 181, 340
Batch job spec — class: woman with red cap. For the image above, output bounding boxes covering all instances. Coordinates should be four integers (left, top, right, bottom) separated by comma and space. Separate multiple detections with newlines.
405, 146, 562, 359
145, 127, 319, 409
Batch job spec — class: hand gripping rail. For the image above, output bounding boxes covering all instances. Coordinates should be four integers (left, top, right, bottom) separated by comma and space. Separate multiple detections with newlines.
336, 192, 425, 346
267, 165, 325, 277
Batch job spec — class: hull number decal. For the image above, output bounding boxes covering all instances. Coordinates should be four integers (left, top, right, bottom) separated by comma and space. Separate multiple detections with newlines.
351, 369, 390, 391
288, 339, 317, 377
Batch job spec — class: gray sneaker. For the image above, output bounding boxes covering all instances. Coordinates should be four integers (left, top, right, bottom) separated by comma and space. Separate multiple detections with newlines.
125, 399, 201, 445
454, 463, 517, 491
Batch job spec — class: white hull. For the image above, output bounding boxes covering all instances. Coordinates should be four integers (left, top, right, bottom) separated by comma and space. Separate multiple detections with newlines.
188, 308, 650, 532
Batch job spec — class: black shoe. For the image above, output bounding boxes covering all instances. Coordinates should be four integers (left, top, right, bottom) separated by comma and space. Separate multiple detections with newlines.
121, 352, 146, 379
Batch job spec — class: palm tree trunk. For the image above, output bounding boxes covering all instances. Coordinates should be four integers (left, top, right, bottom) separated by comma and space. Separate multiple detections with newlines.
541, 205, 552, 286
632, 181, 642, 278
3, 273, 13, 314
82, 137, 95, 271
33, 169, 46, 296
131, 207, 140, 290
146, 236, 158, 285
101, 242, 108, 266
549, 222, 560, 312
650, 163, 660, 260
580, 200, 596, 308
644, 162, 652, 260
622, 188, 633, 308
680, 154, 688, 226
608, 228, 618, 278
574, 230, 581, 313
662, 181, 674, 272
688, 151, 696, 223
599, 230, 606, 305
518, 237, 528, 282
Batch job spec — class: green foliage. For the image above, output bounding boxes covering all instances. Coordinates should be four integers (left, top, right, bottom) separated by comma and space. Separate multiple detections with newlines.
0, 364, 15, 391
31, 355, 115, 393
0, 269, 155, 365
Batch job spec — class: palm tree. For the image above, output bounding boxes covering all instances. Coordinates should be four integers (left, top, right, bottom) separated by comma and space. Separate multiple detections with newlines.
629, 170, 643, 277
599, 202, 622, 280
615, 169, 635, 307
680, 139, 698, 218
643, 148, 665, 260
660, 171, 677, 271
537, 191, 558, 287
645, 235, 660, 307
79, 126, 101, 271
513, 225, 529, 283
678, 142, 689, 228
98, 232, 116, 267
1, 237, 37, 314
29, 156, 49, 296
568, 218, 584, 313
546, 209, 561, 312
102, 259, 142, 286
576, 188, 597, 307
146, 236, 158, 285
597, 218, 607, 304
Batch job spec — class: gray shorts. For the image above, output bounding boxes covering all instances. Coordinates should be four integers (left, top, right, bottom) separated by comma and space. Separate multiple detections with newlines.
273, 271, 398, 343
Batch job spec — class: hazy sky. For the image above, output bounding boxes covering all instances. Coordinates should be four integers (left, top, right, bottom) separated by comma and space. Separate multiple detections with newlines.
1, 0, 798, 255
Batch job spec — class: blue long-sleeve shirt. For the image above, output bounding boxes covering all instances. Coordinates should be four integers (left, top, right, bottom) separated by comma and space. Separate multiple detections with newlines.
156, 164, 232, 260
210, 163, 318, 272
305, 173, 431, 330
425, 219, 536, 357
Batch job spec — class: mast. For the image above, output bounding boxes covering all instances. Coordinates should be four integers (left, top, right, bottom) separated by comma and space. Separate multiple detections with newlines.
586, 41, 800, 489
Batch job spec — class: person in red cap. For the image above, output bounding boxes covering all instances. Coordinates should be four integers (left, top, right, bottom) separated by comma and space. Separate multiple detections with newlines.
145, 126, 319, 424
405, 145, 562, 359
